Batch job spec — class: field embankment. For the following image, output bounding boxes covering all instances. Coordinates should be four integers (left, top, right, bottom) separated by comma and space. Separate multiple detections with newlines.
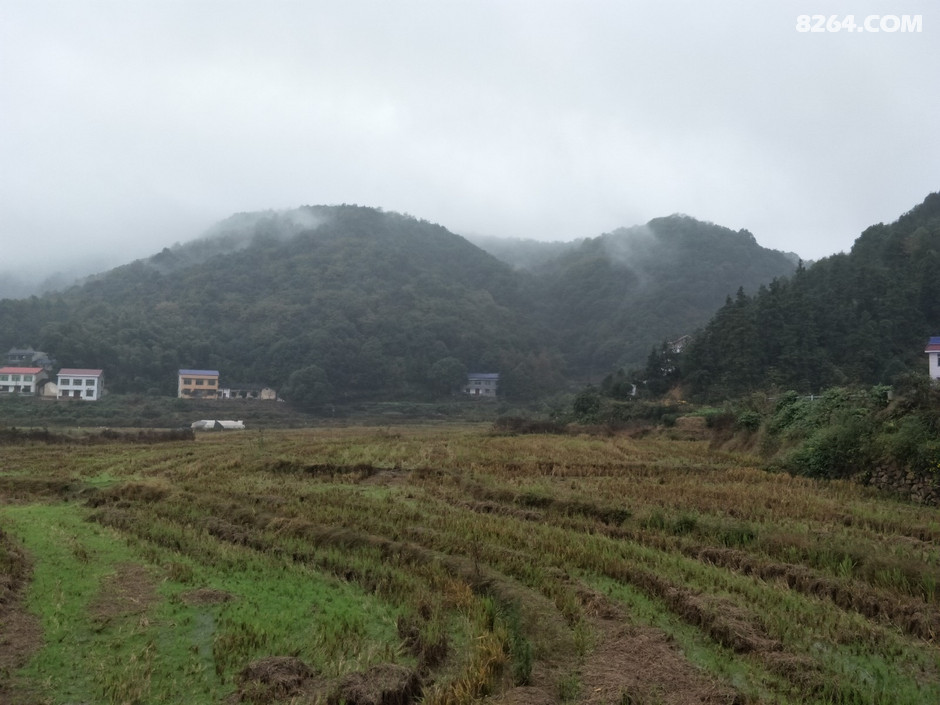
0, 425, 938, 704
0, 394, 505, 431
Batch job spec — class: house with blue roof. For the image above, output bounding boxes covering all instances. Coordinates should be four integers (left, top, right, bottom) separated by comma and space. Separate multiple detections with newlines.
178, 369, 221, 399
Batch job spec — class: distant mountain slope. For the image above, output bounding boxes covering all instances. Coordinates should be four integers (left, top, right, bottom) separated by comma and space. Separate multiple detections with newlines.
0, 206, 557, 401
683, 192, 940, 398
526, 215, 799, 376
462, 233, 584, 270
0, 204, 801, 403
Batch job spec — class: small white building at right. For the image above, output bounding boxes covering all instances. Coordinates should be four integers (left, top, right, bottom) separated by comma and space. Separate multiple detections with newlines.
925, 337, 940, 379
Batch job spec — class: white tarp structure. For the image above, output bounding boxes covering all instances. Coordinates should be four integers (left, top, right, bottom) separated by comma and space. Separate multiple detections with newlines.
191, 419, 245, 431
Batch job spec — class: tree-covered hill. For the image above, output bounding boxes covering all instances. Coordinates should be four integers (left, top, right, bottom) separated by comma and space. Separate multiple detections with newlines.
683, 192, 940, 399
0, 204, 800, 405
0, 206, 558, 402
525, 215, 799, 377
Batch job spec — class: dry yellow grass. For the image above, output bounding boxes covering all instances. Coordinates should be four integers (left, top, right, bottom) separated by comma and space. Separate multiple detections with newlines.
1, 424, 938, 704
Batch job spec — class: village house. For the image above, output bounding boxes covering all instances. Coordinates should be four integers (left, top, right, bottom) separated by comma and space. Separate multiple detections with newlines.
925, 337, 940, 380
463, 372, 499, 397
0, 366, 47, 396
57, 368, 104, 401
219, 383, 278, 400
5, 347, 56, 372
668, 335, 692, 354
178, 369, 221, 399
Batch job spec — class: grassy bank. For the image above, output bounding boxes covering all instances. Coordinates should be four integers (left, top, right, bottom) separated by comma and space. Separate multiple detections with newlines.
0, 394, 508, 430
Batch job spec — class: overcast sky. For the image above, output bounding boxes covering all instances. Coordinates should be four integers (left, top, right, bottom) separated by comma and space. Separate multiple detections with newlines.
2, 0, 938, 285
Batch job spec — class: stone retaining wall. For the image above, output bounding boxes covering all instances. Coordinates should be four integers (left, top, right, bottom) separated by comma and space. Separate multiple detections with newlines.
867, 464, 939, 506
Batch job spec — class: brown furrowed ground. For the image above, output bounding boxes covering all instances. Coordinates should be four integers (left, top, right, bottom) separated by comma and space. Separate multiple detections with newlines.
0, 424, 938, 704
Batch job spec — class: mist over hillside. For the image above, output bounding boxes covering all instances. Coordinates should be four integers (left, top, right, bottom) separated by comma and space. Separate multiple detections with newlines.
0, 261, 123, 300
524, 215, 799, 376
0, 208, 335, 299
0, 203, 800, 403
463, 233, 584, 270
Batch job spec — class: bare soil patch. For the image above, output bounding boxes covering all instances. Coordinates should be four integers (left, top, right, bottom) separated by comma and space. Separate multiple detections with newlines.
0, 530, 43, 705
328, 663, 422, 705
0, 608, 43, 705
576, 586, 743, 705
235, 656, 320, 703
89, 562, 159, 621
231, 658, 421, 705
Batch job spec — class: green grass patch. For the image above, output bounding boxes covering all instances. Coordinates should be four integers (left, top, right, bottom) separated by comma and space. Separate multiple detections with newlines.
1, 503, 405, 704
2, 504, 145, 702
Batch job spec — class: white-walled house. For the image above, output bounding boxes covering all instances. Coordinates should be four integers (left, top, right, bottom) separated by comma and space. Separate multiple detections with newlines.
0, 366, 46, 395
219, 384, 278, 400
926, 338, 940, 380
57, 369, 104, 400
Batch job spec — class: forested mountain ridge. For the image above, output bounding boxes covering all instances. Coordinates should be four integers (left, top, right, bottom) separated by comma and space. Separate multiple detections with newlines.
0, 204, 799, 403
683, 191, 940, 399
1, 206, 556, 401
526, 215, 799, 376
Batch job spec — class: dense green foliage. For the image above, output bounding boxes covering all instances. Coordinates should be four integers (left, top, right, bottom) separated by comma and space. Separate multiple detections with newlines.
6, 193, 940, 408
683, 192, 940, 398
0, 205, 795, 405
525, 216, 797, 377
760, 379, 940, 483
1, 207, 557, 403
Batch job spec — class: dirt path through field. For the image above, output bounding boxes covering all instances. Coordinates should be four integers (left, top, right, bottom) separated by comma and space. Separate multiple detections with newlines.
0, 530, 43, 705
575, 587, 742, 705
497, 584, 742, 705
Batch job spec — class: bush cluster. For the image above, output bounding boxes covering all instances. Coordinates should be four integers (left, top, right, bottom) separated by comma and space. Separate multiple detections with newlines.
492, 416, 567, 435
759, 380, 940, 480
0, 426, 195, 445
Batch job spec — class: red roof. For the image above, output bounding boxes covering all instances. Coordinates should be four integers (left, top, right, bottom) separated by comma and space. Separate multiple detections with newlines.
58, 368, 103, 376
0, 366, 43, 374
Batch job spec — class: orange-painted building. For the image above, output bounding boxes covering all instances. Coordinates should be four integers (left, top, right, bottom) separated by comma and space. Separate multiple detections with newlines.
178, 369, 220, 399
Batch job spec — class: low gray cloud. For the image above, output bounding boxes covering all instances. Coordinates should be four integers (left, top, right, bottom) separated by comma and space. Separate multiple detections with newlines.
1, 0, 937, 292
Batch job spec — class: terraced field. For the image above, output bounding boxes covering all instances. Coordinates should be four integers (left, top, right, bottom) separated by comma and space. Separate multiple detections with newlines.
1, 424, 938, 704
